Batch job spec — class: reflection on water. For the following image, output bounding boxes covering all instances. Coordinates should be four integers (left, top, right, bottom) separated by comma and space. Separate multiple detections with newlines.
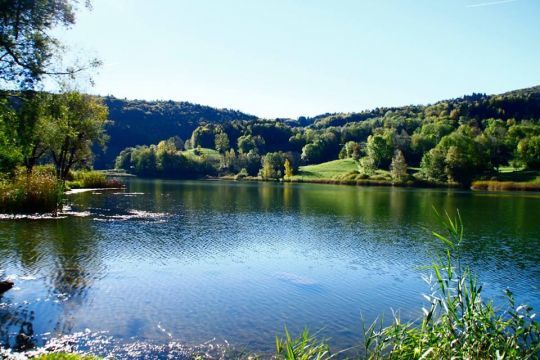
0, 179, 539, 357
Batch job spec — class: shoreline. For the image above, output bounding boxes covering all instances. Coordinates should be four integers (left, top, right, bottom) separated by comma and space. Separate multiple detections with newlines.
65, 187, 124, 195
146, 174, 540, 192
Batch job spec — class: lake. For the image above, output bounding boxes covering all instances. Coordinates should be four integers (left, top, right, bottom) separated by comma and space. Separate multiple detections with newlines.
1, 179, 539, 357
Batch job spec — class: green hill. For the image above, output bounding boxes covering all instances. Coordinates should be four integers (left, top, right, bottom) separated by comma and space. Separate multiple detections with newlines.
94, 97, 257, 168
293, 159, 359, 180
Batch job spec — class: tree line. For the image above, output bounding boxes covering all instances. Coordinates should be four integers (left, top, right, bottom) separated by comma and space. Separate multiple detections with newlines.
0, 92, 108, 181
114, 87, 540, 185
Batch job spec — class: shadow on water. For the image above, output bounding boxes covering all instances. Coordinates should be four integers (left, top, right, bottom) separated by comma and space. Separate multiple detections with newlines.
0, 218, 106, 350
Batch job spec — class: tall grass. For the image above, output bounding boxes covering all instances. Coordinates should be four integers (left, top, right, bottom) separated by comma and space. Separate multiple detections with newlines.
471, 180, 540, 191
67, 170, 123, 189
275, 328, 333, 360
276, 211, 540, 359
0, 166, 63, 213
35, 354, 99, 360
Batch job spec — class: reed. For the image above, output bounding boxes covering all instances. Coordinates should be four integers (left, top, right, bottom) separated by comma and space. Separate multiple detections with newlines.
67, 170, 123, 189
471, 180, 540, 191
35, 353, 99, 360
0, 166, 63, 213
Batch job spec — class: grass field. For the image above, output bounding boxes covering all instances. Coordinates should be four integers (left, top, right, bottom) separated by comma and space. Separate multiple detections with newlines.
290, 158, 395, 184
183, 148, 222, 168
183, 148, 221, 161
291, 158, 360, 180
290, 159, 540, 191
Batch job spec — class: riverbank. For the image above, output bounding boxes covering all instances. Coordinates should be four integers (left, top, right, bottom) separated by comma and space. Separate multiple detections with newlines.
471, 179, 540, 191
111, 157, 540, 192
219, 159, 540, 192
0, 168, 124, 214
470, 167, 540, 191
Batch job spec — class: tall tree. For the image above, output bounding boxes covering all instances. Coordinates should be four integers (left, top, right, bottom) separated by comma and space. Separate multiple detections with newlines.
284, 158, 293, 178
390, 150, 408, 182
16, 92, 52, 173
0, 97, 21, 172
366, 132, 394, 169
0, 0, 99, 88
46, 92, 109, 179
214, 132, 230, 153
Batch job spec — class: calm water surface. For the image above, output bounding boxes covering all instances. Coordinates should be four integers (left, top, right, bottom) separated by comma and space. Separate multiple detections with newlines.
0, 179, 539, 356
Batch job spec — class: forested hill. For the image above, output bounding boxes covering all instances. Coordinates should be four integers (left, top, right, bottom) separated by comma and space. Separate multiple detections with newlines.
94, 97, 257, 168
305, 85, 540, 128
97, 86, 540, 169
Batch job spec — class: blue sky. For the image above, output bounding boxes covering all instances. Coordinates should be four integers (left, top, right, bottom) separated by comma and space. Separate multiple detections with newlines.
56, 0, 540, 118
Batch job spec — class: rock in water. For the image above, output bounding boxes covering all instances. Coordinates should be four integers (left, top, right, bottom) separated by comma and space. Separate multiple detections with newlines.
0, 280, 14, 294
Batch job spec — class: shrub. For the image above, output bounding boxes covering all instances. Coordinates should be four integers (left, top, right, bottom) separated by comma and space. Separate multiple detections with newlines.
0, 166, 63, 213
68, 171, 122, 189
471, 180, 540, 192
234, 168, 248, 180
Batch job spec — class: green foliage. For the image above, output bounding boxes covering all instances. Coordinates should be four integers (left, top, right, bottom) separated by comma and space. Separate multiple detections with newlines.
67, 171, 120, 189
115, 148, 133, 170
35, 353, 99, 360
0, 0, 96, 88
359, 156, 376, 176
215, 131, 230, 153
420, 127, 490, 185
0, 98, 22, 172
237, 134, 265, 154
260, 152, 285, 179
240, 150, 263, 176
116, 143, 218, 179
420, 147, 447, 183
46, 92, 109, 180
284, 158, 294, 178
191, 125, 216, 149
95, 97, 256, 168
366, 131, 394, 169
0, 166, 63, 213
234, 168, 249, 180
301, 132, 340, 165
517, 135, 540, 169
110, 86, 540, 185
363, 211, 540, 359
340, 141, 362, 160
471, 179, 540, 191
260, 152, 299, 179
275, 328, 332, 360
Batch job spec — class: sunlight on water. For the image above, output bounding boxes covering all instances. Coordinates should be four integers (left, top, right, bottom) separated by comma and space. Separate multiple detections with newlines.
0, 179, 539, 357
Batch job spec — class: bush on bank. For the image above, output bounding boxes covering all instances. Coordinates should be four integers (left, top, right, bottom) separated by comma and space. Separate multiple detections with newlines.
66, 170, 123, 189
0, 166, 63, 213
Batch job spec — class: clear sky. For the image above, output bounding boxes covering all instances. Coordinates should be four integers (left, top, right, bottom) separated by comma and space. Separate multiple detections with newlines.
55, 0, 540, 119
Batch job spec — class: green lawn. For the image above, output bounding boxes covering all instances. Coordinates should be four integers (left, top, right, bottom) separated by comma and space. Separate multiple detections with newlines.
291, 158, 360, 180
183, 148, 222, 167
290, 158, 398, 182
36, 354, 98, 360
183, 147, 221, 160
